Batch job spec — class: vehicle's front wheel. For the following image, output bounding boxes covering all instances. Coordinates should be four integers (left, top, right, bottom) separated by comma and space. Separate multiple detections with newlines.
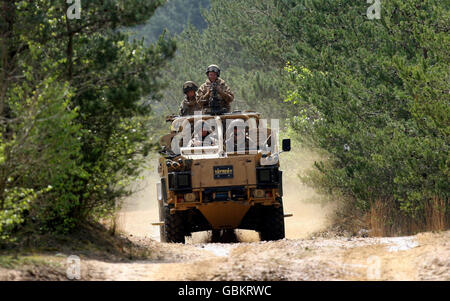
259, 201, 285, 241
163, 206, 186, 243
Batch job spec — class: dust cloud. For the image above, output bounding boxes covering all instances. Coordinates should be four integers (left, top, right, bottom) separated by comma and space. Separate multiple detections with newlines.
279, 146, 335, 239
116, 155, 161, 241
118, 146, 335, 242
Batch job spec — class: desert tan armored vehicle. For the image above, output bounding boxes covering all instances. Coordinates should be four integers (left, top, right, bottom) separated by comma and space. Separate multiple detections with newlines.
156, 111, 291, 243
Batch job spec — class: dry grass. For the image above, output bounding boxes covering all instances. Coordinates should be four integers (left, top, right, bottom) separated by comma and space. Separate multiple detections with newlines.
329, 196, 448, 237
368, 197, 448, 237
368, 199, 389, 237
424, 197, 447, 232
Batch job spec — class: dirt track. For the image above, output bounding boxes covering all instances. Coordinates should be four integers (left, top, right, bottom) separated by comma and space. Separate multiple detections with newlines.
81, 230, 449, 281
77, 154, 449, 281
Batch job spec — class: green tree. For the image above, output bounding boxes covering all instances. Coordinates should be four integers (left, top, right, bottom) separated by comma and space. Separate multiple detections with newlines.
280, 0, 449, 230
130, 0, 210, 44
1, 0, 176, 238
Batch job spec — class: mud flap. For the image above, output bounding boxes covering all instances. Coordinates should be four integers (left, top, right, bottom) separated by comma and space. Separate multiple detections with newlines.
157, 180, 167, 242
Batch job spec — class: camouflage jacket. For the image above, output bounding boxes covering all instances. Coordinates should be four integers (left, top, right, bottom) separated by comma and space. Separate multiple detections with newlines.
197, 78, 234, 113
179, 96, 201, 116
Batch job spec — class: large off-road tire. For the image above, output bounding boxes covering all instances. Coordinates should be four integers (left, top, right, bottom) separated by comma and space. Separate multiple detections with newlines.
211, 230, 221, 243
163, 206, 186, 243
259, 202, 285, 241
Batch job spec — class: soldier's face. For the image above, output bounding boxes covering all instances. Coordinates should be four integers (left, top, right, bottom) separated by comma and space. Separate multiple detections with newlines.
186, 90, 195, 98
208, 71, 218, 82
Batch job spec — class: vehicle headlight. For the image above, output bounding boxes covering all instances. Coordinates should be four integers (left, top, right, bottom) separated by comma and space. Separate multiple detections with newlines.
253, 189, 265, 198
184, 192, 196, 202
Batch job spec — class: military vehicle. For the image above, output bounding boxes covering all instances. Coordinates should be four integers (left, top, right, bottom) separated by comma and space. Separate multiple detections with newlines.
156, 110, 291, 243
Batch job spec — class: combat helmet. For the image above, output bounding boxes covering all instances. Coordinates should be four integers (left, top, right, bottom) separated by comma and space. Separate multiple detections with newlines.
183, 81, 198, 94
205, 64, 220, 77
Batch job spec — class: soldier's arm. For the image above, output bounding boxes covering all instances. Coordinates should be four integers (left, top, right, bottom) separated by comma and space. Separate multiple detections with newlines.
197, 84, 211, 102
197, 84, 208, 102
220, 84, 234, 104
179, 100, 185, 115
185, 98, 197, 106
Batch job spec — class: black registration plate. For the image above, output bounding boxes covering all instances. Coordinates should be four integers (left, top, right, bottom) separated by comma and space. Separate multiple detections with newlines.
213, 165, 234, 179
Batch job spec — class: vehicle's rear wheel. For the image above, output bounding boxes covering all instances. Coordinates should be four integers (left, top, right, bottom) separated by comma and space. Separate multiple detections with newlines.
259, 201, 285, 241
163, 206, 186, 243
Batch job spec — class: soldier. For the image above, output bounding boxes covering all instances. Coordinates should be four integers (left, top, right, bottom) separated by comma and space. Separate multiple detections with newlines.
225, 125, 251, 153
188, 120, 218, 147
179, 81, 201, 116
197, 65, 234, 114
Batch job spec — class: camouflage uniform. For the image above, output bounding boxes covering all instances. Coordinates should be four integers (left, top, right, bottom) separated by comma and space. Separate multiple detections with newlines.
179, 96, 201, 116
197, 78, 234, 113
179, 81, 201, 116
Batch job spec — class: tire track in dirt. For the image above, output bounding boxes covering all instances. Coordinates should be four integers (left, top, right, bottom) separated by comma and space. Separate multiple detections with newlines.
84, 231, 449, 281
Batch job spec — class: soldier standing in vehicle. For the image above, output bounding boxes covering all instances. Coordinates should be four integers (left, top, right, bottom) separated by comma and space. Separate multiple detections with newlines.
197, 65, 234, 114
179, 81, 201, 116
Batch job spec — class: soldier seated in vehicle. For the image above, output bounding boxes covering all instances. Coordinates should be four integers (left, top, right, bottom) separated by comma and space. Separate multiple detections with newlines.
197, 65, 234, 114
179, 81, 201, 116
188, 120, 218, 147
225, 125, 252, 154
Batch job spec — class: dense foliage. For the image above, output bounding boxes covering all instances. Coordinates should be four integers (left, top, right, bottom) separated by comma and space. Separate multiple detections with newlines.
0, 0, 175, 239
130, 0, 210, 44
277, 0, 449, 231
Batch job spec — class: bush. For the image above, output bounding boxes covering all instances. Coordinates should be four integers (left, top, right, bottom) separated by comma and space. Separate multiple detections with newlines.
282, 0, 449, 234
0, 1, 175, 240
